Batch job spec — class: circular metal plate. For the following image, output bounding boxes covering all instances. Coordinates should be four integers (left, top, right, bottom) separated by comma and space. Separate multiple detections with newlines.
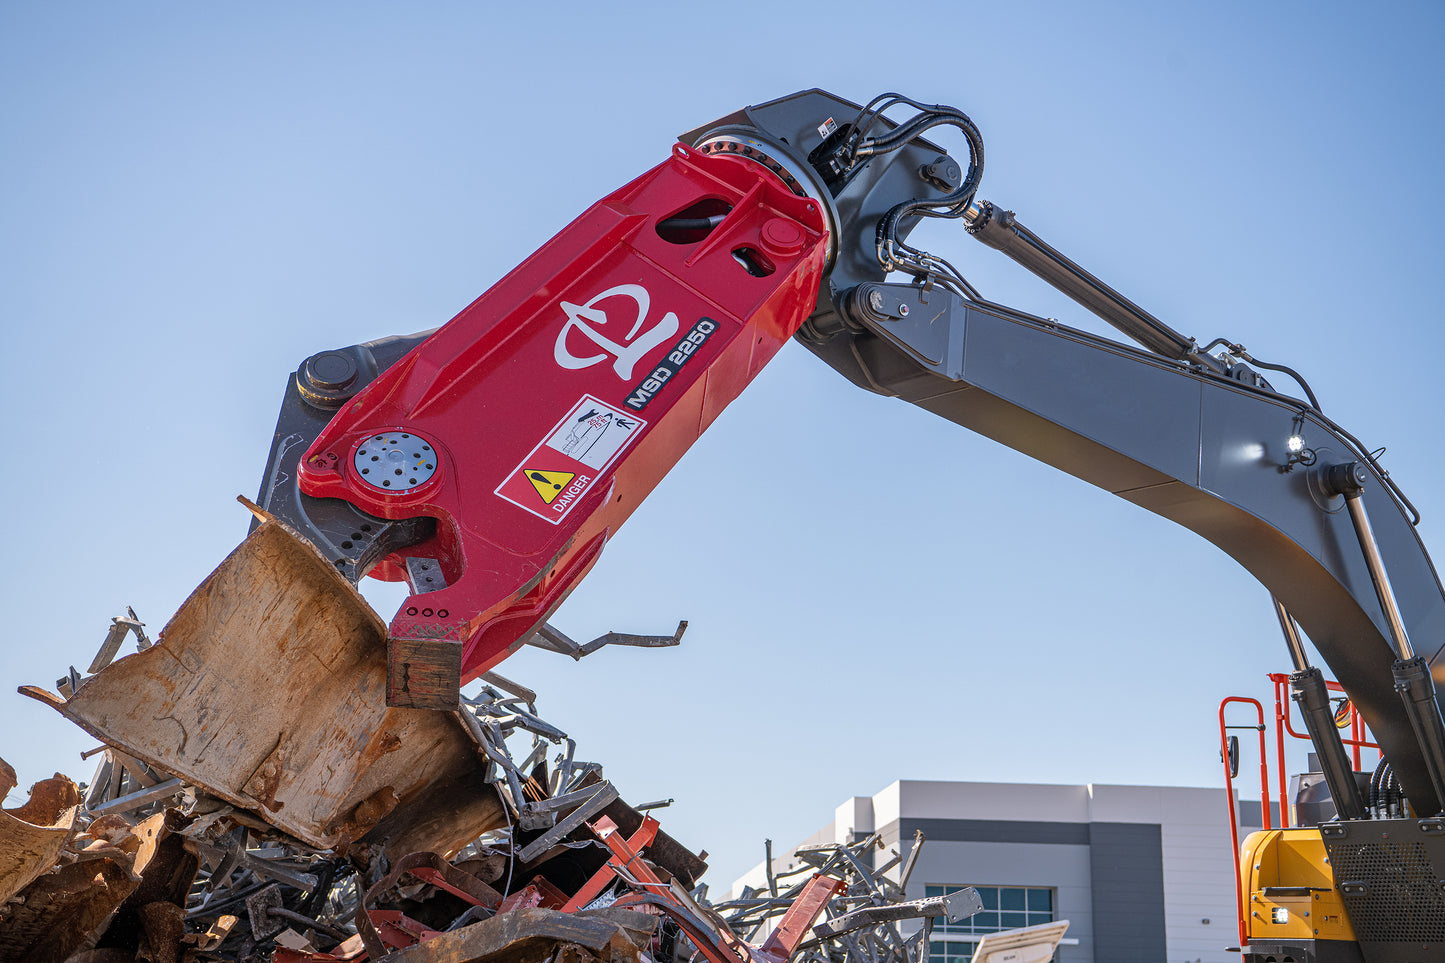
354, 431, 438, 493
1306, 446, 1345, 514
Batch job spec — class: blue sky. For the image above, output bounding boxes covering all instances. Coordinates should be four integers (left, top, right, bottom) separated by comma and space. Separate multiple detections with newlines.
3, 3, 1443, 889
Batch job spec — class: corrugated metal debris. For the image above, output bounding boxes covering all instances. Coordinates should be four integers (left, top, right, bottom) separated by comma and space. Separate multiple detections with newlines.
713, 833, 981, 963
6, 536, 982, 962
0, 721, 976, 963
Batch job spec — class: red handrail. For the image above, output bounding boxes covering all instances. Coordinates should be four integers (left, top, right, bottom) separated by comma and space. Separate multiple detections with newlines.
1268, 673, 1380, 763
1224, 674, 1382, 947
1271, 683, 1291, 829
1219, 696, 1269, 948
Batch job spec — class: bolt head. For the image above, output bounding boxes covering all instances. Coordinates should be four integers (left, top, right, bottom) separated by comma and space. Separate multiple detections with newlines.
304, 351, 358, 390
759, 218, 805, 257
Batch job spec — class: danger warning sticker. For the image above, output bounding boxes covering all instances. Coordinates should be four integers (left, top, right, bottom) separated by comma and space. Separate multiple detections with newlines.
495, 395, 646, 524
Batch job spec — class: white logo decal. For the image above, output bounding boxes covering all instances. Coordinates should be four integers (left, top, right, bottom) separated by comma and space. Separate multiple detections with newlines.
554, 283, 680, 380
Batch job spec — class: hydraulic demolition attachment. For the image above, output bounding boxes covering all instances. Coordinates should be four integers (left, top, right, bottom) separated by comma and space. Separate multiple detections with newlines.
253, 91, 988, 708
206, 88, 1445, 959
256, 140, 831, 707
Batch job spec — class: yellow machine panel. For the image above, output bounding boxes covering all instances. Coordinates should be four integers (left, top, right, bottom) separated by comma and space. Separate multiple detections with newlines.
1241, 829, 1356, 942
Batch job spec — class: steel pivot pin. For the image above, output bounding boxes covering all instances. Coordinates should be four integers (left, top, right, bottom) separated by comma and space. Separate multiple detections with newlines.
354, 431, 438, 492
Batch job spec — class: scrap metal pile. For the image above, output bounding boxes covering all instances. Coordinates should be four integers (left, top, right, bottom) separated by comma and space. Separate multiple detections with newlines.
3, 518, 978, 963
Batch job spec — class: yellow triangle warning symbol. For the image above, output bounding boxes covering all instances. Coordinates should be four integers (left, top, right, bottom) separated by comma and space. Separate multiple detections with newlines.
525, 468, 576, 504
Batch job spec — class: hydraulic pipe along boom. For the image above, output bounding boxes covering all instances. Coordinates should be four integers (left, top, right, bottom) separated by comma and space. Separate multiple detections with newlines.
963, 201, 1226, 373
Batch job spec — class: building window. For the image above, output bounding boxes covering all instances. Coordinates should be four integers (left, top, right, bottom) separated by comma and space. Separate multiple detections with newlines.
926, 885, 1054, 962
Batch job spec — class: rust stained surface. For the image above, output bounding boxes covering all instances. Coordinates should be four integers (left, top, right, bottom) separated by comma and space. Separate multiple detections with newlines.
376, 907, 656, 963
0, 858, 138, 962
24, 517, 503, 852
0, 809, 174, 963
0, 756, 82, 904
93, 810, 199, 960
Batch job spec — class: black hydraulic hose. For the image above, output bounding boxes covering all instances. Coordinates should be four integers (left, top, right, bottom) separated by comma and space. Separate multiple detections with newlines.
858, 101, 983, 157
849, 92, 912, 145
1383, 761, 1400, 816
872, 110, 984, 203
854, 105, 986, 270
1244, 357, 1323, 412
850, 94, 975, 160
1198, 340, 1325, 413
657, 215, 727, 232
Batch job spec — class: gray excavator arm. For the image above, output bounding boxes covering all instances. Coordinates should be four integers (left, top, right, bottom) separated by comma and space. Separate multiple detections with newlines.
806, 271, 1445, 816
683, 89, 1445, 818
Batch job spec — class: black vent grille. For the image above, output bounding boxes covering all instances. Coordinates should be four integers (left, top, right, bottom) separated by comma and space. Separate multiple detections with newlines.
1324, 836, 1445, 941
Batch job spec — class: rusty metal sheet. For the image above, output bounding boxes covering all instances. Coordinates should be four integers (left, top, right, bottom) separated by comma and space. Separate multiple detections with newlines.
376, 906, 655, 963
0, 756, 81, 904
0, 810, 174, 963
90, 809, 198, 961
23, 514, 503, 852
0, 858, 137, 963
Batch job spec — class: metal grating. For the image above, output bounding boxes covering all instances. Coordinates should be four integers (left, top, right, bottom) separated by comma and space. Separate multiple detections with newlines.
1324, 837, 1445, 941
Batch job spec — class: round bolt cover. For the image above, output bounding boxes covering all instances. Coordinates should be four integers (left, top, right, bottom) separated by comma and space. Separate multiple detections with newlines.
305, 351, 358, 390
354, 431, 438, 493
760, 218, 805, 257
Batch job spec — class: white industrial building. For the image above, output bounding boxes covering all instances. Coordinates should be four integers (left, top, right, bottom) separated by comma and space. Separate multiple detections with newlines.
730, 780, 1260, 963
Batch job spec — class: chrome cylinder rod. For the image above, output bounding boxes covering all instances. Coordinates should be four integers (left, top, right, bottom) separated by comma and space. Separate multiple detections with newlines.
963, 201, 1226, 373
1274, 595, 1367, 820
1342, 487, 1416, 660
1272, 597, 1312, 672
